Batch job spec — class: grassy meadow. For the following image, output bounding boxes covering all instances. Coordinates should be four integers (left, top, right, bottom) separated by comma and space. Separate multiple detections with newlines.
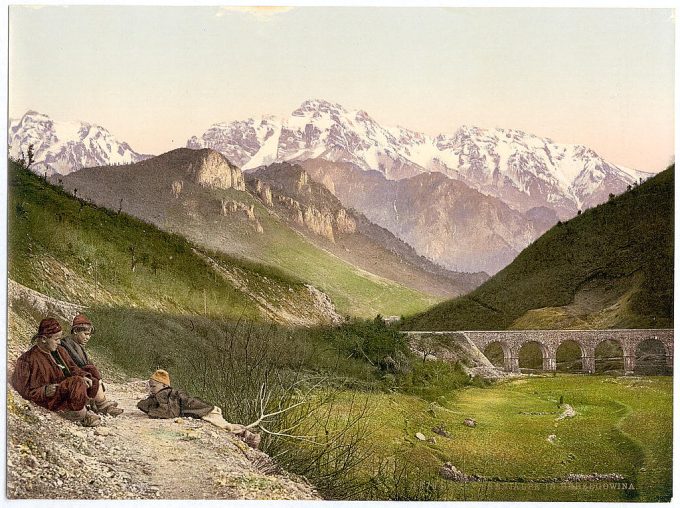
305, 375, 672, 501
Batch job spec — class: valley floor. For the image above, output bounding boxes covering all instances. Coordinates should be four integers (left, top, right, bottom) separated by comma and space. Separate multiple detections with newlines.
6, 363, 672, 501
331, 374, 672, 501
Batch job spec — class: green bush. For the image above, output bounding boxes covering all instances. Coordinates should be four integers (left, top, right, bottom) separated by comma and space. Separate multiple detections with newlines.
398, 360, 471, 400
321, 317, 408, 370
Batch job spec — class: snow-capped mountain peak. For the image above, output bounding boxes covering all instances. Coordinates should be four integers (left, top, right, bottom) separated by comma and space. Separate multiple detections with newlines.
8, 110, 148, 175
187, 99, 649, 219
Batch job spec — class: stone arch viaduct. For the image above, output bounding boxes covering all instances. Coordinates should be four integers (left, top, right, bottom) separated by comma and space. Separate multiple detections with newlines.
404, 329, 673, 374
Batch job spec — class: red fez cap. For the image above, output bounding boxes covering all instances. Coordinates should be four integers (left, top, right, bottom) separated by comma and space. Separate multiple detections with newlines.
38, 318, 62, 337
72, 314, 92, 327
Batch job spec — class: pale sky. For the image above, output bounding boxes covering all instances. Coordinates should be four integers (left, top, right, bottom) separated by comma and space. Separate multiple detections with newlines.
8, 6, 675, 173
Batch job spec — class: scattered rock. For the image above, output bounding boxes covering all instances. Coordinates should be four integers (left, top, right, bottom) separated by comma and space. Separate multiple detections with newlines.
440, 462, 464, 481
415, 432, 426, 441
432, 424, 450, 438
464, 418, 476, 428
427, 437, 436, 444
556, 404, 576, 421
94, 427, 111, 437
70, 429, 87, 440
181, 429, 202, 441
547, 434, 556, 443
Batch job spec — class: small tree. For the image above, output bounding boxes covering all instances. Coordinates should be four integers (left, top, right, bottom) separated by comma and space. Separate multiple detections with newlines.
414, 334, 440, 363
26, 144, 35, 169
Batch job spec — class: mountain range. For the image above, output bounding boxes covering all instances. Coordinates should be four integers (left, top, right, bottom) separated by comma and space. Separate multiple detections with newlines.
296, 158, 557, 273
8, 101, 655, 274
187, 99, 652, 219
245, 162, 486, 293
56, 148, 480, 315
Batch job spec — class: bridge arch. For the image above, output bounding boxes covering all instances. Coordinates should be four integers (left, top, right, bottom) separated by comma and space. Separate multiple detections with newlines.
594, 338, 625, 374
556, 339, 585, 372
482, 341, 511, 371
517, 340, 550, 372
635, 338, 671, 375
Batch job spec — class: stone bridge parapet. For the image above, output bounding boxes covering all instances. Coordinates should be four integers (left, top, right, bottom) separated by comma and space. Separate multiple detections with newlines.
404, 329, 673, 374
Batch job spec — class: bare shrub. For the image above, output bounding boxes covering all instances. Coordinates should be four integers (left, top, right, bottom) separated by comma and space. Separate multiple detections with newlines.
183, 320, 376, 499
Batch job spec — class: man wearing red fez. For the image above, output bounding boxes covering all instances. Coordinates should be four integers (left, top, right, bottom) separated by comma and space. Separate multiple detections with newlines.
61, 314, 123, 417
11, 317, 102, 427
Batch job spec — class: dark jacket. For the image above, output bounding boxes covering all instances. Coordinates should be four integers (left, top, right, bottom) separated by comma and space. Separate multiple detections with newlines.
60, 335, 105, 392
60, 335, 91, 368
137, 387, 214, 419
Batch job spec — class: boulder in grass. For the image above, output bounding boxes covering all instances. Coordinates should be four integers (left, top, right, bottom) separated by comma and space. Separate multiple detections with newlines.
415, 432, 426, 441
464, 418, 476, 428
432, 424, 451, 438
440, 462, 467, 481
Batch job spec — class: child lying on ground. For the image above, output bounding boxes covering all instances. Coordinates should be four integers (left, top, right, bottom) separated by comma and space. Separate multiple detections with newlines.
137, 369, 261, 449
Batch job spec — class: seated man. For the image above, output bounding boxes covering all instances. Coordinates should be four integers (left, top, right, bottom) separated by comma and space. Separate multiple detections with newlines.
60, 314, 123, 417
11, 318, 102, 427
137, 369, 260, 449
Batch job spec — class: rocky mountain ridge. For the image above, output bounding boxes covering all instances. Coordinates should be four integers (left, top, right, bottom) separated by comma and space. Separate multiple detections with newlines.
298, 159, 556, 274
246, 162, 486, 295
55, 149, 459, 313
9, 104, 653, 220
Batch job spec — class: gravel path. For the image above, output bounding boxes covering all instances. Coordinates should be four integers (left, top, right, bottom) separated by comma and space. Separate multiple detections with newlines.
7, 379, 319, 500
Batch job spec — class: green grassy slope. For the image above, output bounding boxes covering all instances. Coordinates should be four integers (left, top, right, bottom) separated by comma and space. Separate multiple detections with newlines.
164, 177, 442, 318
404, 167, 674, 330
59, 149, 441, 317
8, 159, 329, 323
